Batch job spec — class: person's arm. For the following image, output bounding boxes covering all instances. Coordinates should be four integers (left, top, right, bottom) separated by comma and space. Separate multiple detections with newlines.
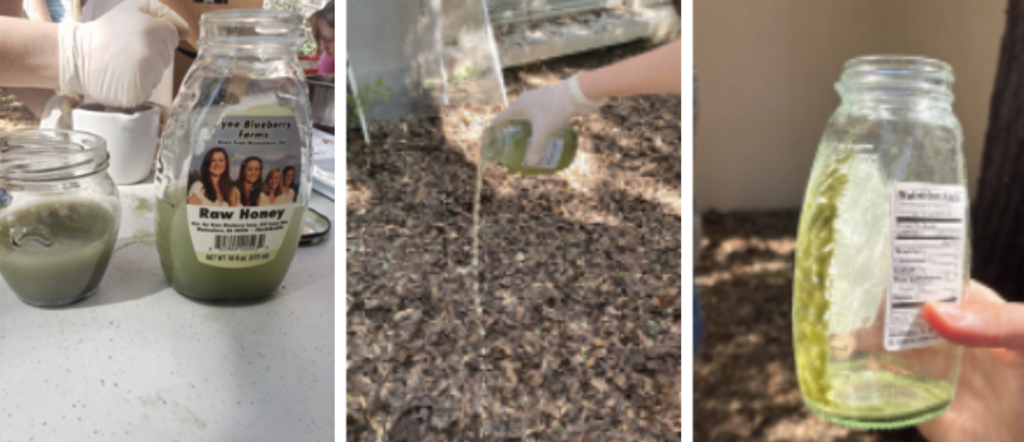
0, 0, 188, 110
4, 0, 58, 118
0, 16, 60, 89
577, 39, 682, 99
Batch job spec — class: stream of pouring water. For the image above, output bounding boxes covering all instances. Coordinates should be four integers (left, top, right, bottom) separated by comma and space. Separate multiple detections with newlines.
472, 160, 485, 315
473, 2, 509, 431
471, 151, 489, 432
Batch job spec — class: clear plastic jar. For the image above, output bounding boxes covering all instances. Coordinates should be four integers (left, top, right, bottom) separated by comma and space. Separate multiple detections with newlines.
0, 130, 120, 306
793, 55, 967, 429
155, 10, 311, 302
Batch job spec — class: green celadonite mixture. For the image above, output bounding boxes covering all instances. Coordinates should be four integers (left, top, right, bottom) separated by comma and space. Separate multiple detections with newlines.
793, 148, 853, 410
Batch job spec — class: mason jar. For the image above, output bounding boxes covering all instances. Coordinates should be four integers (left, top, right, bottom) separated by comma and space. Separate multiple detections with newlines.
0, 130, 120, 307
155, 10, 312, 302
792, 55, 967, 429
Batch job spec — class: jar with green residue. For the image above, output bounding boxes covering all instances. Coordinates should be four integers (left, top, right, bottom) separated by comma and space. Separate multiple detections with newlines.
480, 121, 578, 175
155, 10, 311, 302
0, 130, 120, 307
793, 55, 968, 429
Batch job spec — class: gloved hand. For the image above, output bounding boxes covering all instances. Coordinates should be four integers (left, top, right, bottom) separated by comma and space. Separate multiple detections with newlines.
58, 0, 189, 108
491, 73, 606, 167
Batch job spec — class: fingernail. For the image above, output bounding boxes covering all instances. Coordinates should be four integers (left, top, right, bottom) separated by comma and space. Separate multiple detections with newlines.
934, 303, 967, 323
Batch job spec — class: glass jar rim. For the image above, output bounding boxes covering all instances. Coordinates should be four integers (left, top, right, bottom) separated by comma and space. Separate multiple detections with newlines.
199, 9, 305, 49
0, 130, 109, 182
843, 55, 953, 77
838, 54, 955, 103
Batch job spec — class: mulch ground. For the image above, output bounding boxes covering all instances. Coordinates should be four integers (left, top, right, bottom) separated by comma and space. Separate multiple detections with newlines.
346, 42, 682, 441
0, 88, 40, 132
694, 210, 930, 442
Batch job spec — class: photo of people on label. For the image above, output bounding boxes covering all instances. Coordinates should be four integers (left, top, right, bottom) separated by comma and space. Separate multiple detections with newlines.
233, 156, 268, 207
187, 147, 233, 207
187, 146, 301, 207
282, 166, 298, 203
263, 168, 291, 206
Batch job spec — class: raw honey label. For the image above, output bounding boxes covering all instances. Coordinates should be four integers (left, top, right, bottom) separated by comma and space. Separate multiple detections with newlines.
185, 107, 303, 268
885, 182, 967, 351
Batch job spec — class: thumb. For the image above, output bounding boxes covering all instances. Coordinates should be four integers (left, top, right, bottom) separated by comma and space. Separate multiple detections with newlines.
140, 0, 190, 41
923, 297, 1024, 351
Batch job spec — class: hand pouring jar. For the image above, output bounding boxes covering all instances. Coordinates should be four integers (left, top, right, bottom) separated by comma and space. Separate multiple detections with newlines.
155, 10, 312, 302
0, 130, 120, 306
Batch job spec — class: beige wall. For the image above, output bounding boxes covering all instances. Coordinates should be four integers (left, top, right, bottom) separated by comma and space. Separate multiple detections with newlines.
695, 0, 1005, 211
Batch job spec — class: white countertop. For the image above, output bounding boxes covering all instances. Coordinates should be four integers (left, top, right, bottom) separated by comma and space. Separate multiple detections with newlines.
0, 183, 335, 441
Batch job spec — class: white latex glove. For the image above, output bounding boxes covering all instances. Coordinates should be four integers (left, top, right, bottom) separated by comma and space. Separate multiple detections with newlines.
58, 0, 189, 108
491, 73, 606, 166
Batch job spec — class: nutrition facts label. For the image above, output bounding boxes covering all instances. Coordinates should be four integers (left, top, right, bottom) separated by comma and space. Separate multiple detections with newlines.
885, 182, 967, 351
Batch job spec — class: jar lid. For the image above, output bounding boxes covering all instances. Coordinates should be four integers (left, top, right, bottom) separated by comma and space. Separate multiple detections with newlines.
300, 207, 331, 247
0, 130, 109, 182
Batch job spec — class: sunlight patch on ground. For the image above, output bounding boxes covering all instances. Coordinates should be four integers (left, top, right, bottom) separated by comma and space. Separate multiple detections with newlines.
696, 235, 796, 285
762, 415, 862, 442
708, 236, 796, 263
558, 204, 625, 227
515, 71, 561, 88
347, 182, 374, 213
695, 259, 792, 287
562, 149, 682, 217
440, 105, 497, 162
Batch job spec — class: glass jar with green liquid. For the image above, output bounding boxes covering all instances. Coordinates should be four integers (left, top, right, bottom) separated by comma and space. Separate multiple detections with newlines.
155, 10, 312, 302
0, 130, 120, 307
480, 120, 578, 174
793, 55, 967, 429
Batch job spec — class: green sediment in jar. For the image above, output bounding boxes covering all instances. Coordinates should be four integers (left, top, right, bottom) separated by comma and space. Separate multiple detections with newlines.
0, 200, 118, 306
481, 121, 578, 175
155, 197, 305, 302
803, 358, 953, 427
793, 147, 961, 428
793, 150, 854, 409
